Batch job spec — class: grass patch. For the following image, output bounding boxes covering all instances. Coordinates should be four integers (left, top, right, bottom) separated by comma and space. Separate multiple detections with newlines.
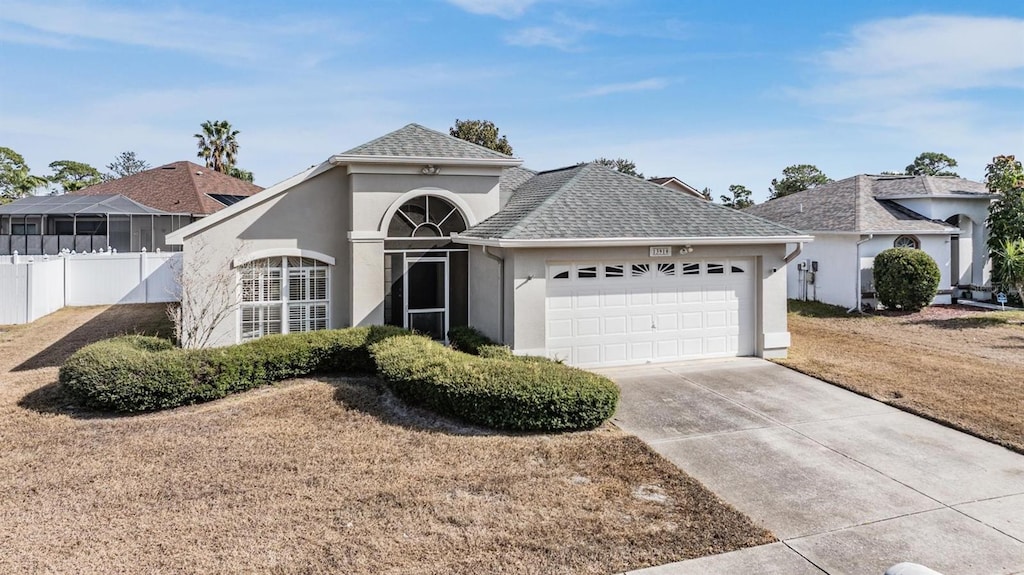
779, 308, 1024, 453
786, 299, 857, 318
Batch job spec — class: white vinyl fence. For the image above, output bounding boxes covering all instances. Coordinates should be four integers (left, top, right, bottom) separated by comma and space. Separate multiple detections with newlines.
0, 251, 181, 325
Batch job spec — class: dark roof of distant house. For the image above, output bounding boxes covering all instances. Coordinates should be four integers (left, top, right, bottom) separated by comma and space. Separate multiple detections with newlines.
742, 174, 976, 234
340, 123, 517, 161
0, 194, 182, 216
74, 161, 263, 215
460, 163, 803, 241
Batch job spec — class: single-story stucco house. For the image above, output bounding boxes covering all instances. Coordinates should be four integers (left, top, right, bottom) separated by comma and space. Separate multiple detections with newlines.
744, 174, 995, 310
166, 123, 810, 368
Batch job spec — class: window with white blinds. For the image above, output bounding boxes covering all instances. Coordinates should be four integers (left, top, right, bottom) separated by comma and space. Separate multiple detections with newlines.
239, 256, 330, 341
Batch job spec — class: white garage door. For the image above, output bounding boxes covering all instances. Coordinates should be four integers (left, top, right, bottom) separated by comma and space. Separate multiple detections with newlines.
546, 259, 755, 367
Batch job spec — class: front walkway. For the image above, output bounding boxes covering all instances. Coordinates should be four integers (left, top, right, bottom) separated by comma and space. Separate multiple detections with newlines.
599, 358, 1024, 575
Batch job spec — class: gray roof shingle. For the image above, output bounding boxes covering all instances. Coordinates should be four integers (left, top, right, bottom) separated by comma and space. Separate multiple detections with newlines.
500, 166, 537, 195
743, 174, 965, 233
870, 174, 991, 198
341, 123, 515, 160
461, 163, 803, 240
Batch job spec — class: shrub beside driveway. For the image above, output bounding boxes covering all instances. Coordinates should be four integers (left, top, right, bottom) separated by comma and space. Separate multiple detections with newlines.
779, 300, 1024, 453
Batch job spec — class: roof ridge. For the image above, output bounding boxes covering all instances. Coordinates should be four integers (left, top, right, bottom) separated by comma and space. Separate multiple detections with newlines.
921, 176, 939, 196
413, 123, 515, 159
536, 164, 585, 176
854, 174, 869, 231
506, 164, 588, 238
183, 162, 204, 210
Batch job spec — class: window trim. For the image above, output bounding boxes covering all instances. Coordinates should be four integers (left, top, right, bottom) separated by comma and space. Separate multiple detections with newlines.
893, 235, 920, 249
238, 256, 331, 342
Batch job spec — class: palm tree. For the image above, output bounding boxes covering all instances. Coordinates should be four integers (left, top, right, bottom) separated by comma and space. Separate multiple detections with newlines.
194, 120, 239, 173
995, 238, 1024, 302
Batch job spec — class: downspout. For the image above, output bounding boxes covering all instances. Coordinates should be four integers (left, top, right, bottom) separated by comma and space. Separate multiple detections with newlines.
848, 234, 874, 313
784, 242, 803, 264
784, 242, 805, 301
481, 245, 505, 343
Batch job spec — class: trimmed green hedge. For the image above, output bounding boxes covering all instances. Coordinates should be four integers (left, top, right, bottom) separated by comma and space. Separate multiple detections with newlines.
59, 326, 408, 412
447, 325, 495, 355
59, 326, 619, 432
371, 335, 618, 431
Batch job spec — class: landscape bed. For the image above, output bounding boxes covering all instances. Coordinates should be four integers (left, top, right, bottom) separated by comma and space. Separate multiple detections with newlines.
0, 304, 775, 574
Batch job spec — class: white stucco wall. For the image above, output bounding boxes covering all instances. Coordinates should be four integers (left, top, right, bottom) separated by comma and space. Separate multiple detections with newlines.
179, 168, 351, 347
467, 246, 504, 342
893, 197, 992, 287
786, 234, 860, 309
790, 233, 955, 310
504, 243, 793, 359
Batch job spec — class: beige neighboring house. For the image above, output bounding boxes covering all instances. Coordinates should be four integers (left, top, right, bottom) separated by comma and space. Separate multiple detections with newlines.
648, 176, 708, 199
166, 124, 809, 368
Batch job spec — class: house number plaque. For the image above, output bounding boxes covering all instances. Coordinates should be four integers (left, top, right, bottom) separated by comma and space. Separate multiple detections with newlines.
649, 246, 672, 257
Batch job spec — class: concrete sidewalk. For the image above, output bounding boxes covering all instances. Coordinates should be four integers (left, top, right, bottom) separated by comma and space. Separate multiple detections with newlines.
599, 359, 1024, 575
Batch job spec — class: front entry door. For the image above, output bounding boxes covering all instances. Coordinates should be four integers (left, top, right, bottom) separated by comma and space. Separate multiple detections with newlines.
405, 257, 448, 340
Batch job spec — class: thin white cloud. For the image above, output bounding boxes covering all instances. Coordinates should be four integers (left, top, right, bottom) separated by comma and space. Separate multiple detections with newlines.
791, 14, 1024, 158
445, 0, 540, 18
801, 15, 1024, 104
578, 78, 668, 98
0, 1, 357, 66
505, 26, 579, 50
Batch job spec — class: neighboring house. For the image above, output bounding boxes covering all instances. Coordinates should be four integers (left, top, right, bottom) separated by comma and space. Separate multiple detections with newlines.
166, 123, 809, 368
76, 161, 263, 216
0, 194, 190, 255
649, 176, 707, 199
744, 174, 995, 310
0, 162, 263, 256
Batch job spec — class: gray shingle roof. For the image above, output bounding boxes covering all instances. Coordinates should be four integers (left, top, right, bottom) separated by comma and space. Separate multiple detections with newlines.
743, 175, 962, 233
0, 194, 180, 215
500, 166, 537, 195
870, 174, 991, 198
461, 163, 803, 240
341, 123, 515, 160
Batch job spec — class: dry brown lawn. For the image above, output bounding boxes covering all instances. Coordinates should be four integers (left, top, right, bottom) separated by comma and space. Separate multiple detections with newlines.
779, 301, 1024, 453
1, 305, 773, 574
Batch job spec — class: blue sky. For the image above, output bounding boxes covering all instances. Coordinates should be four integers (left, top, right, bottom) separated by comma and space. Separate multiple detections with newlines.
1, 0, 1022, 202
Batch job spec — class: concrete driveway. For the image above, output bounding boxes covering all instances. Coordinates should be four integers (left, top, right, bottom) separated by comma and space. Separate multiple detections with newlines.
599, 358, 1024, 575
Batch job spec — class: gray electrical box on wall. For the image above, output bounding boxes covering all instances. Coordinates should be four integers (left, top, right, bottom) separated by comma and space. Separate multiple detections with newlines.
811, 261, 819, 272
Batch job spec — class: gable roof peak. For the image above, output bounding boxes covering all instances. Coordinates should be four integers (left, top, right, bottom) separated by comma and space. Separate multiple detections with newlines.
338, 122, 521, 163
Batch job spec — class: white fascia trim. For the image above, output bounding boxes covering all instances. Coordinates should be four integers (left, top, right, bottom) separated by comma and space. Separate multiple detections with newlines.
328, 154, 522, 168
452, 235, 814, 248
882, 194, 997, 200
233, 248, 336, 267
165, 161, 335, 245
807, 229, 958, 236
861, 229, 960, 236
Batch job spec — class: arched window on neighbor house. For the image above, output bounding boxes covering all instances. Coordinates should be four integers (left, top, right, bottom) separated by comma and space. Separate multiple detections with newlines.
894, 235, 920, 249
239, 256, 330, 341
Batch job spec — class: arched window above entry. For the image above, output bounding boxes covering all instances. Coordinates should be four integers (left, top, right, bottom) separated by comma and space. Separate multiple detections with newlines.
894, 235, 920, 249
387, 196, 467, 238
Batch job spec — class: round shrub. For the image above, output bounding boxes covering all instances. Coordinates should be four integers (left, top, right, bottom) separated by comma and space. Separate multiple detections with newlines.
370, 335, 619, 432
874, 247, 941, 311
